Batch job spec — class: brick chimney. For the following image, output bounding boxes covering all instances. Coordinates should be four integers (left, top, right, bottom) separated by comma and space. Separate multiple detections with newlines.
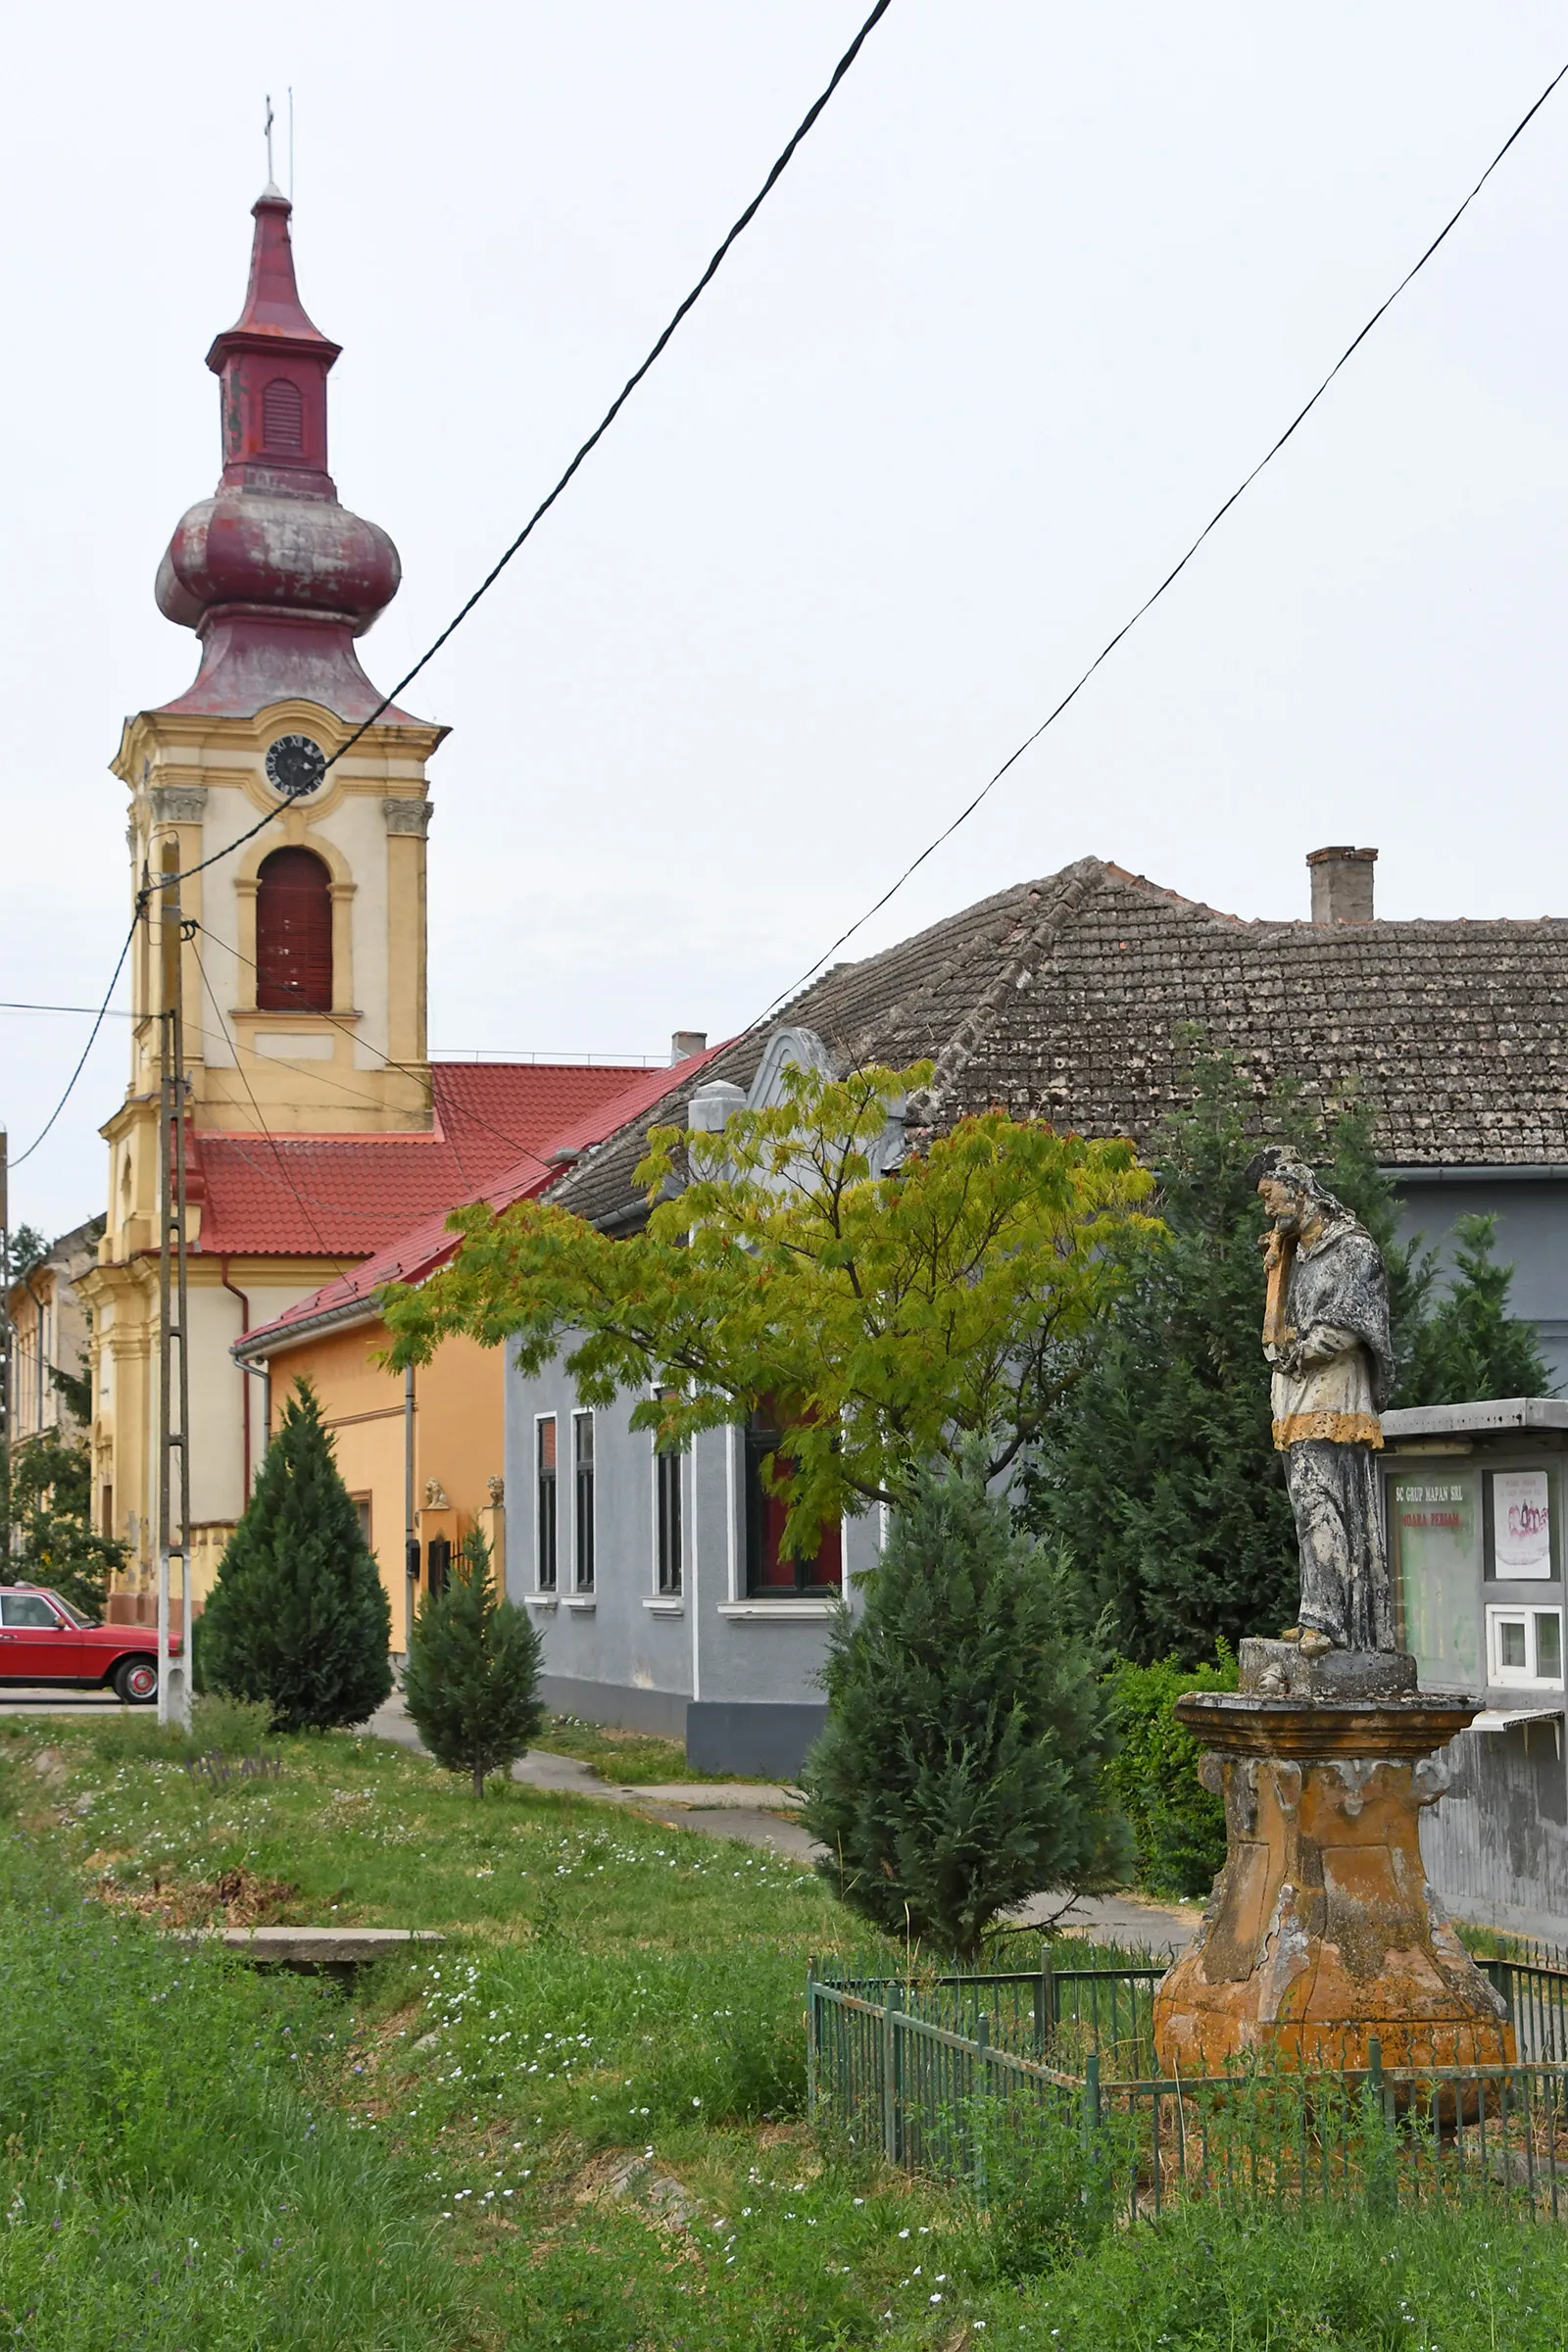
670, 1030, 708, 1064
1306, 846, 1377, 926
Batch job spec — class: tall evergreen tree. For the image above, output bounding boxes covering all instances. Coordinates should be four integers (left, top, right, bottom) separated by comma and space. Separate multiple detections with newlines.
402, 1529, 543, 1796
1400, 1214, 1554, 1405
202, 1380, 393, 1733
1022, 1045, 1551, 1664
801, 1449, 1128, 1964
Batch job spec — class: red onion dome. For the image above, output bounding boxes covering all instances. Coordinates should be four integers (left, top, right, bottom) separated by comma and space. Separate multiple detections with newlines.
156, 492, 400, 636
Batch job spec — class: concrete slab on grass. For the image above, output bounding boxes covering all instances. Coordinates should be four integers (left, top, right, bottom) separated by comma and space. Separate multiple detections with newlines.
190, 1927, 444, 1971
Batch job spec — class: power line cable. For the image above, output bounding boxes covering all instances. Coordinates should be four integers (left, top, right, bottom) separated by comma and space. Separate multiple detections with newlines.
7, 916, 138, 1170
0, 1001, 137, 1019
161, 0, 895, 902
749, 51, 1568, 1029
190, 938, 354, 1274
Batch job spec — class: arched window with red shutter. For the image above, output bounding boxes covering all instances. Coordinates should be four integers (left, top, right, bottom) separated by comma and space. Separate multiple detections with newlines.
256, 847, 332, 1012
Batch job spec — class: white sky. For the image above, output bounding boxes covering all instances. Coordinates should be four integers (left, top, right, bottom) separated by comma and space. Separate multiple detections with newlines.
6, 2, 1568, 1237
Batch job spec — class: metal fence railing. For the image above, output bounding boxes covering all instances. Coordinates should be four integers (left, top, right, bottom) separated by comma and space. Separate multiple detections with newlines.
808, 1954, 1568, 2222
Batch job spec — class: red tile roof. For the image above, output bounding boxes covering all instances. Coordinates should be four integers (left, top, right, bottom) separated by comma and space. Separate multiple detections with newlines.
192, 1061, 653, 1260
235, 1046, 724, 1353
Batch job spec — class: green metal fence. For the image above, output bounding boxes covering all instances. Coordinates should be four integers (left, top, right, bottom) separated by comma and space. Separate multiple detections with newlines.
808, 1954, 1568, 2221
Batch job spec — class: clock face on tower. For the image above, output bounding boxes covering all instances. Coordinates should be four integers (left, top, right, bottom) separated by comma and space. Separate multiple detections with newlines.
265, 733, 327, 799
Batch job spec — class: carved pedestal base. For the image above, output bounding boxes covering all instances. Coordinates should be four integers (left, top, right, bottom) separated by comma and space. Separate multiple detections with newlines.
1152, 1647, 1513, 2077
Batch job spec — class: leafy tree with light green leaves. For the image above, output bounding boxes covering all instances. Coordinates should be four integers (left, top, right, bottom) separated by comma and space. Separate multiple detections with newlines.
382, 1059, 1160, 1556
202, 1379, 393, 1733
801, 1447, 1129, 1963
402, 1528, 543, 1797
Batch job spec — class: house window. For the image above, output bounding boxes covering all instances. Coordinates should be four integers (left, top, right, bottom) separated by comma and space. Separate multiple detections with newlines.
744, 1401, 842, 1595
256, 847, 332, 1012
262, 375, 304, 452
536, 1417, 558, 1592
573, 1411, 596, 1591
353, 1494, 372, 1551
655, 1396, 684, 1596
1487, 1605, 1564, 1689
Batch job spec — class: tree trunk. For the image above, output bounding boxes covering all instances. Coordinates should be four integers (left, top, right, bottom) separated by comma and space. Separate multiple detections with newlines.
473, 1759, 485, 1799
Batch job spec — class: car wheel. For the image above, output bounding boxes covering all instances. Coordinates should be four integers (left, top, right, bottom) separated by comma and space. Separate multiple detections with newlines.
113, 1657, 158, 1706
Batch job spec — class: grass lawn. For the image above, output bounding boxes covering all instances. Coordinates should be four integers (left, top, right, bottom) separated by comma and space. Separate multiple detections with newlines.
525, 1711, 753, 1786
4, 1702, 1564, 2351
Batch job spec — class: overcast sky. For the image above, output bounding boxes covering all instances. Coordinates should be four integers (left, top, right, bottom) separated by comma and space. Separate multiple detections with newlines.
6, 2, 1568, 1235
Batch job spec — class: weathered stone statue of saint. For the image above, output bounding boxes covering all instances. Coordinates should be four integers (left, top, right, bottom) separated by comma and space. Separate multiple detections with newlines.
1247, 1148, 1396, 1656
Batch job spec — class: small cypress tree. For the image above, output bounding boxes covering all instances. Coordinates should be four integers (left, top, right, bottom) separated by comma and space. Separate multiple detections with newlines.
800, 1450, 1130, 1964
202, 1379, 393, 1733
1400, 1214, 1554, 1405
402, 1529, 544, 1796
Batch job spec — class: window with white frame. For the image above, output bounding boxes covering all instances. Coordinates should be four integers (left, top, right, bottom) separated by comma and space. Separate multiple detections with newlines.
1487, 1604, 1564, 1688
536, 1416, 559, 1592
654, 1390, 684, 1596
573, 1410, 596, 1592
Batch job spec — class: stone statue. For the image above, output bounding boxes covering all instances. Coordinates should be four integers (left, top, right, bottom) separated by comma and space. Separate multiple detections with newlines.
1247, 1148, 1396, 1656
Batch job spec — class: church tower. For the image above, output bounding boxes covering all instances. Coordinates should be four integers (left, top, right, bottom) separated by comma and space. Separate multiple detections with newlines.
111, 180, 444, 1169
85, 184, 448, 1611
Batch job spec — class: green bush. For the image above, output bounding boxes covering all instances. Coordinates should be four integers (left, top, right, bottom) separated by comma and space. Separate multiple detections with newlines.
402, 1528, 543, 1795
1105, 1643, 1237, 1899
201, 1379, 393, 1733
801, 1448, 1130, 1963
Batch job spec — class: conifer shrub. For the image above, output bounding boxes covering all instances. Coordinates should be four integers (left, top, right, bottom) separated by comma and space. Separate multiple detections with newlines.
1104, 1644, 1238, 1899
201, 1379, 393, 1733
402, 1528, 544, 1796
800, 1450, 1130, 1963
1401, 1213, 1556, 1404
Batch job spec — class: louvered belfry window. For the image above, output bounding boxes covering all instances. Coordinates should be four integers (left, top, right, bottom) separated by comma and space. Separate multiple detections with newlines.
256, 848, 332, 1011
262, 375, 304, 452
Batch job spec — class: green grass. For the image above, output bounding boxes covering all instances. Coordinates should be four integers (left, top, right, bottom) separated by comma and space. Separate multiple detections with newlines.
6, 1707, 1563, 2351
527, 1710, 754, 1785
0, 1802, 464, 2350
975, 2201, 1568, 2348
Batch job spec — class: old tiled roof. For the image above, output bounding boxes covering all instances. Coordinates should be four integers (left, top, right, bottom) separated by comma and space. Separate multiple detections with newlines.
548, 857, 1568, 1231
192, 1060, 653, 1259
236, 1046, 725, 1349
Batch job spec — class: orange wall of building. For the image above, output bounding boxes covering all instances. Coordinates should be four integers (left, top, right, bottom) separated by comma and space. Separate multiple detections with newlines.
265, 1318, 504, 1650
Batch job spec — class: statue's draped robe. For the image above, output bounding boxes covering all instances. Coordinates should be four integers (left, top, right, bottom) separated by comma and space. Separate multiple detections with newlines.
1265, 1218, 1396, 1651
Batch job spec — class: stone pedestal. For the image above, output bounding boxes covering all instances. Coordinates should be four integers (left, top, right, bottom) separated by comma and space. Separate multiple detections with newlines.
1152, 1643, 1514, 2076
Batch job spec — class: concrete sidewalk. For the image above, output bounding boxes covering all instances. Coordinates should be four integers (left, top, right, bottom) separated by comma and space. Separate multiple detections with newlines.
364, 1695, 1198, 1950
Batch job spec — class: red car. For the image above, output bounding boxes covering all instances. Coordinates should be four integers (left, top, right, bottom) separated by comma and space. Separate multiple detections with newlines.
0, 1584, 176, 1704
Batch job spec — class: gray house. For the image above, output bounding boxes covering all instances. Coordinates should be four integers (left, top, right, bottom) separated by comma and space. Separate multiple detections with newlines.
508, 845, 1568, 1773
1384, 1398, 1568, 1941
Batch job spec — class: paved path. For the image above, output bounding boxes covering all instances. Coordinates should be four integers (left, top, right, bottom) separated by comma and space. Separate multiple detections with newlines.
365, 1696, 1199, 1950
0, 1690, 128, 1715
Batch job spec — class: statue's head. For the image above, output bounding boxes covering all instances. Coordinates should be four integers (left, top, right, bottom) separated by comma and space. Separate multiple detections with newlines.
1244, 1146, 1348, 1237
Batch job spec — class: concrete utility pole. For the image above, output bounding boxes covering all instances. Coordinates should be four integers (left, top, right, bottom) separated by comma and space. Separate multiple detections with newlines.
156, 840, 192, 1729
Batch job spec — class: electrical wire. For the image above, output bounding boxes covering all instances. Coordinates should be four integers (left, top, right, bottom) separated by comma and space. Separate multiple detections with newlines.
748, 50, 1568, 1028
0, 1001, 137, 1018
186, 919, 601, 1179
160, 0, 895, 902
190, 938, 354, 1274
7, 916, 138, 1169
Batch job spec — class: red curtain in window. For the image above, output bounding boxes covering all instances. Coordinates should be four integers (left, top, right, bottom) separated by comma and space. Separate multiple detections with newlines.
746, 1402, 843, 1592
256, 848, 332, 1011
